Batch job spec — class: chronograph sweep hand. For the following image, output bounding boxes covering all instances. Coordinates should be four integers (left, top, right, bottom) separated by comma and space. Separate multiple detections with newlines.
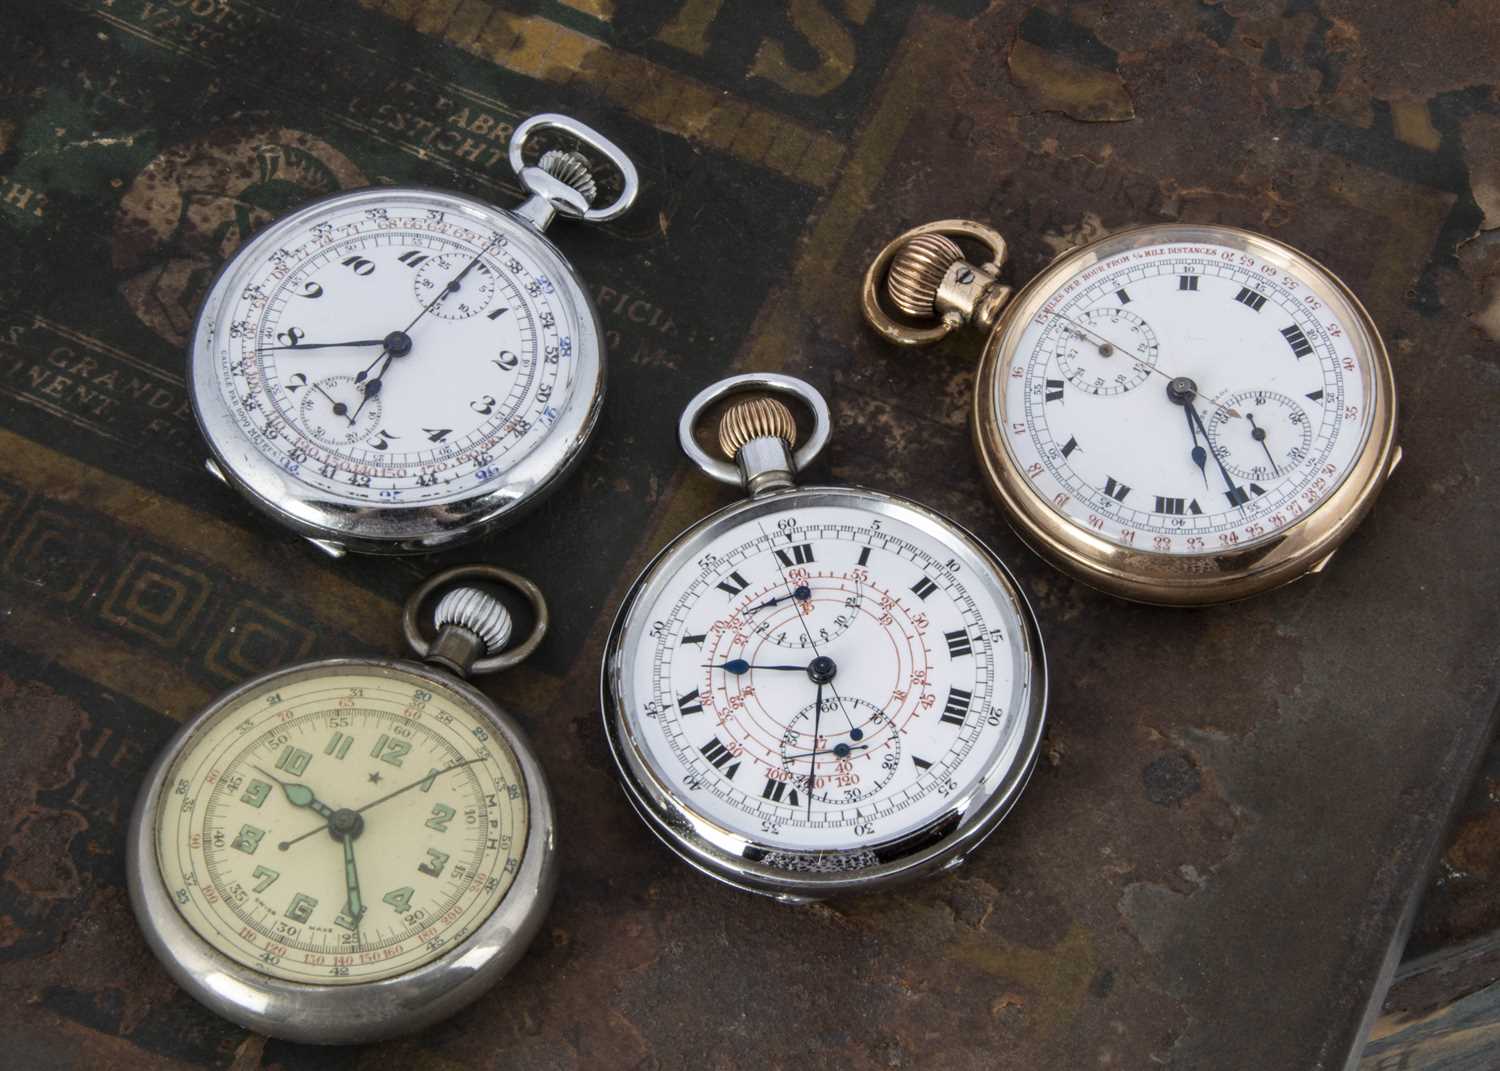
277, 757, 485, 851
1045, 310, 1242, 419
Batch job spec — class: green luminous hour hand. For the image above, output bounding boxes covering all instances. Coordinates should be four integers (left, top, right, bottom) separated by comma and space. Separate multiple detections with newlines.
342, 837, 365, 924
256, 765, 335, 819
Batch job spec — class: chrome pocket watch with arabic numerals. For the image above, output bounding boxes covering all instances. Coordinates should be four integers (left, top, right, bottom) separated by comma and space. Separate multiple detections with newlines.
862, 221, 1401, 605
190, 114, 638, 556
127, 566, 556, 1042
602, 374, 1047, 903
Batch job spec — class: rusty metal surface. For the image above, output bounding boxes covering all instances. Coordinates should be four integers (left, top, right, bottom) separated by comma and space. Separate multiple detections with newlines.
1, 2, 1499, 1069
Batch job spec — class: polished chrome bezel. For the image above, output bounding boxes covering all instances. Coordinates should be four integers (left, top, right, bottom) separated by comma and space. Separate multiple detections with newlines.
973, 222, 1399, 605
188, 186, 606, 555
126, 657, 557, 1043
601, 485, 1048, 903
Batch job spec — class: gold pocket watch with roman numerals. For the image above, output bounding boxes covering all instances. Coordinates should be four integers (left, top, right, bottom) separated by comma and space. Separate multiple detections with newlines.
862, 220, 1400, 605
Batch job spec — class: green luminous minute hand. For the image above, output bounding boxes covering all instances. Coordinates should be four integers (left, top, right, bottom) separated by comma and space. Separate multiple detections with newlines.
256, 765, 335, 819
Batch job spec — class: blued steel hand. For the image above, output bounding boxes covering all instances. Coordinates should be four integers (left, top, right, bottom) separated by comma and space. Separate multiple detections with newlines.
1246, 412, 1279, 475
1187, 403, 1244, 502
784, 742, 868, 761
1183, 402, 1209, 488
806, 681, 823, 819
278, 758, 485, 850
1046, 311, 1242, 418
312, 381, 355, 426
257, 338, 387, 352
703, 659, 811, 673
756, 523, 859, 734
743, 585, 811, 615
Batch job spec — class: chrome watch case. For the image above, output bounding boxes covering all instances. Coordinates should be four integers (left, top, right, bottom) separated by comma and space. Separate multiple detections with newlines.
126, 567, 559, 1043
600, 374, 1048, 903
190, 114, 638, 557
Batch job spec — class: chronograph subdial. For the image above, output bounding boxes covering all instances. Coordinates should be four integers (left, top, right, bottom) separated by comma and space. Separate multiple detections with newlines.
777, 697, 901, 804
1207, 390, 1315, 480
1056, 307, 1159, 397
298, 375, 381, 446
412, 253, 498, 320
740, 574, 864, 649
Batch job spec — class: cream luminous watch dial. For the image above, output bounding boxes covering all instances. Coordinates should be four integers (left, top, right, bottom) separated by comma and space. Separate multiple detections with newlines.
152, 665, 527, 984
188, 115, 638, 555
863, 222, 1399, 604
603, 376, 1047, 902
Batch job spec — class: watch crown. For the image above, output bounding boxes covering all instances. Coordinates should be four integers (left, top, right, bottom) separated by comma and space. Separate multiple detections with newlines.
719, 397, 798, 460
538, 149, 598, 206
433, 587, 514, 655
886, 233, 964, 318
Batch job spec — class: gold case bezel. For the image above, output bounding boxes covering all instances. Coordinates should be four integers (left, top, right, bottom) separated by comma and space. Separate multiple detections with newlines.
970, 223, 1399, 606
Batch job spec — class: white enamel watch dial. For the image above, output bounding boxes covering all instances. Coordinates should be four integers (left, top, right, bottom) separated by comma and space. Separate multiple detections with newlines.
603, 376, 1047, 902
128, 569, 557, 1043
189, 115, 638, 555
1000, 236, 1373, 554
863, 222, 1399, 604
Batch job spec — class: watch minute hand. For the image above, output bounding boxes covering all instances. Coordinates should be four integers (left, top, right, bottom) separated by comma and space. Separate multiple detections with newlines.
257, 338, 387, 352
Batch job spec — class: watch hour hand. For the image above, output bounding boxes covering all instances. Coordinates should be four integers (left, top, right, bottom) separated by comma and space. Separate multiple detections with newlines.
255, 765, 335, 819
703, 659, 811, 674
1184, 403, 1209, 488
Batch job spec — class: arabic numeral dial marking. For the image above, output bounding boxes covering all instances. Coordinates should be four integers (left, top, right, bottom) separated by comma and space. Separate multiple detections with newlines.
205, 189, 580, 508
1007, 237, 1370, 553
152, 668, 531, 985
623, 503, 1034, 855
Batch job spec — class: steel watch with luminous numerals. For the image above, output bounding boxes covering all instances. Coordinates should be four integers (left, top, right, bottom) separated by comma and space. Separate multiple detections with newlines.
127, 566, 557, 1042
189, 114, 638, 556
863, 221, 1400, 605
601, 375, 1048, 903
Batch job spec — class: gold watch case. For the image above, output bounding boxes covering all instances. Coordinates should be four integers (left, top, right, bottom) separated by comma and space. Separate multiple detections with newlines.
863, 221, 1400, 606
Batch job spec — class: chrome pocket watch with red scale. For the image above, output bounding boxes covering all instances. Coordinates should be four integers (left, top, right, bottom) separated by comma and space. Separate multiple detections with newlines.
602, 374, 1047, 902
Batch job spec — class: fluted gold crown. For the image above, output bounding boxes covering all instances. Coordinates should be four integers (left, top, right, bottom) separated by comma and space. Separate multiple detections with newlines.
718, 397, 798, 459
886, 232, 963, 318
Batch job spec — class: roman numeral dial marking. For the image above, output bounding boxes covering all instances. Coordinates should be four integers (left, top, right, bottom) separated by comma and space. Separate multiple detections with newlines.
1280, 324, 1314, 359
1045, 379, 1066, 402
911, 576, 939, 600
940, 687, 972, 726
716, 571, 749, 597
944, 629, 973, 658
1233, 287, 1268, 312
774, 543, 815, 567
699, 737, 741, 780
1103, 476, 1131, 502
761, 778, 800, 806
1179, 274, 1199, 291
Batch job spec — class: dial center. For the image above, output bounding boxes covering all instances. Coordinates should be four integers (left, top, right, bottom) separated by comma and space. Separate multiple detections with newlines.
382, 330, 413, 357
806, 655, 837, 684
1166, 376, 1198, 405
328, 807, 365, 841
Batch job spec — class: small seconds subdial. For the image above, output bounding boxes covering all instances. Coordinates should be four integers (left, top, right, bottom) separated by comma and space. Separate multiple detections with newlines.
1056, 307, 1159, 397
622, 502, 1033, 852
412, 253, 498, 320
777, 696, 901, 804
1207, 390, 1314, 480
299, 375, 381, 446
